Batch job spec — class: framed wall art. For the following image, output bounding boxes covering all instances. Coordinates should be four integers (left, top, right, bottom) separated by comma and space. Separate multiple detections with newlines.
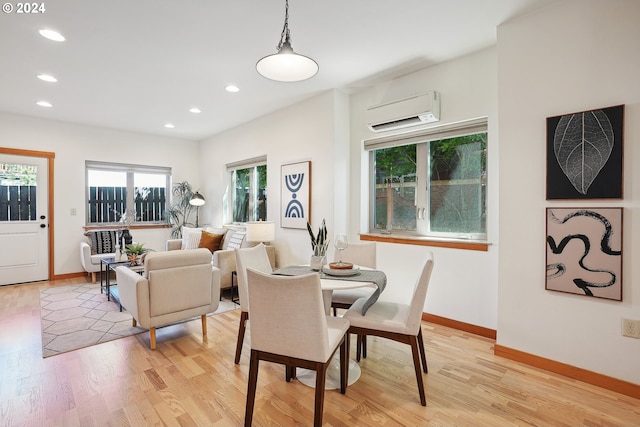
281, 161, 310, 229
545, 207, 622, 301
546, 104, 624, 200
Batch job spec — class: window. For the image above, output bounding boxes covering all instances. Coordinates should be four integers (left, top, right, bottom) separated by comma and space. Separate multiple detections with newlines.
85, 161, 171, 225
0, 162, 37, 222
227, 156, 268, 223
366, 118, 487, 241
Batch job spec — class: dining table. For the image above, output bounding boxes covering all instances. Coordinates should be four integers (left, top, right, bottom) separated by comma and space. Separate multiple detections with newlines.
273, 264, 387, 389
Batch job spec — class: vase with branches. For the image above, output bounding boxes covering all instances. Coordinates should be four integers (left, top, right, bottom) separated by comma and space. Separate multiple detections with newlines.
307, 219, 329, 270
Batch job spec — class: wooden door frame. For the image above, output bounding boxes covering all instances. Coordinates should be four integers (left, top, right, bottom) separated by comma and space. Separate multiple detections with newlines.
0, 147, 55, 281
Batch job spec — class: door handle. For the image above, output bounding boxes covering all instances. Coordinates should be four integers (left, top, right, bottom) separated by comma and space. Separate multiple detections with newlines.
40, 224, 46, 228
40, 215, 46, 220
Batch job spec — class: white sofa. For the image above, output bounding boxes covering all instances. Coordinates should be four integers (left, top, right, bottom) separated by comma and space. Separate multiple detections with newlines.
166, 226, 276, 293
115, 248, 221, 349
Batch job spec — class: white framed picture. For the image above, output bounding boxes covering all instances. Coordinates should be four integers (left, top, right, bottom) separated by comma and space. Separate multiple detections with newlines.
281, 161, 310, 229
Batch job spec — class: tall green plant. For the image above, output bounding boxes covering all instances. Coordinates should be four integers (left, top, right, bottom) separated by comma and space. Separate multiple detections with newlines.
164, 181, 196, 238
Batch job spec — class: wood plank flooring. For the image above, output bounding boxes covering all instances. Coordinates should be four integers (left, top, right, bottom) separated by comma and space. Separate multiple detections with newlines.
1, 276, 639, 426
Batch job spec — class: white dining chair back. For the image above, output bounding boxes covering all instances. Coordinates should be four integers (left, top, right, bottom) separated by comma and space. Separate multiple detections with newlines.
333, 241, 376, 268
406, 253, 435, 335
244, 268, 350, 427
235, 243, 273, 312
233, 243, 273, 364
247, 269, 330, 361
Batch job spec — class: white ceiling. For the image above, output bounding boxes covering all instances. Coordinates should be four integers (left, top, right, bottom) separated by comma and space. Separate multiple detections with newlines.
0, 0, 555, 141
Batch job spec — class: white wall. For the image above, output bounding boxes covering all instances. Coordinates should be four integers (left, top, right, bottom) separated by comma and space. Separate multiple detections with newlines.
0, 113, 200, 276
199, 90, 348, 267
497, 0, 640, 384
349, 48, 500, 329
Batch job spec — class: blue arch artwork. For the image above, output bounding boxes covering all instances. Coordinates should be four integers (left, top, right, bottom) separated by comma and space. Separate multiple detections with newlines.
285, 173, 304, 218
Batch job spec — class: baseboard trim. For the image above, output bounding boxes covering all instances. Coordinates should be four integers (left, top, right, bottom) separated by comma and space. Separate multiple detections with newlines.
53, 272, 87, 281
495, 344, 640, 400
422, 312, 497, 339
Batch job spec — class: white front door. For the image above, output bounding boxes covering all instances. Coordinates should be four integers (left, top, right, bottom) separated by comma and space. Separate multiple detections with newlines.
0, 154, 49, 285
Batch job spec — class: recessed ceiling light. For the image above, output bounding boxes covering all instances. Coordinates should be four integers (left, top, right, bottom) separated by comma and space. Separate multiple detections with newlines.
189, 107, 201, 114
36, 101, 53, 108
39, 29, 65, 42
225, 85, 240, 93
164, 123, 175, 129
37, 74, 57, 83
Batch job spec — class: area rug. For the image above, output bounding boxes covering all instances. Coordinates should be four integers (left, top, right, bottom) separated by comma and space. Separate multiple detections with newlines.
40, 283, 236, 358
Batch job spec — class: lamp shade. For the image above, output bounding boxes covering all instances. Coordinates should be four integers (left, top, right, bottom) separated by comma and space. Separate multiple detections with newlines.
256, 41, 318, 82
189, 191, 206, 206
245, 221, 275, 243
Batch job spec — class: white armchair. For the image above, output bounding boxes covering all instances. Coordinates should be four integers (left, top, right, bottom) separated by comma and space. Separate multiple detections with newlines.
114, 248, 221, 350
80, 230, 120, 283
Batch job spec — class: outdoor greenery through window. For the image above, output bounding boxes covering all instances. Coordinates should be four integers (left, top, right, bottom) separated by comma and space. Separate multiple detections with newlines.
85, 161, 171, 225
227, 157, 267, 223
367, 118, 487, 241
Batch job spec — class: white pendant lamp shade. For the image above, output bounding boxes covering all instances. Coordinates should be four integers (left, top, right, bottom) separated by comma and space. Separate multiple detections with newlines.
256, 0, 318, 82
256, 41, 318, 82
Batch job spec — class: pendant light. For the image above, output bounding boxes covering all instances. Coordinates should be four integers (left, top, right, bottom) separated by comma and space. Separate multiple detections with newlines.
256, 0, 318, 82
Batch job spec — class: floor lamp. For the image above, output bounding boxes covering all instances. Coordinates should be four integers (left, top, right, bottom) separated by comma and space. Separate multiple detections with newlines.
189, 191, 205, 227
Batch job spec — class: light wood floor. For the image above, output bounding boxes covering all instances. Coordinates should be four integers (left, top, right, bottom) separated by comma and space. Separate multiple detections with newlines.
1, 276, 639, 427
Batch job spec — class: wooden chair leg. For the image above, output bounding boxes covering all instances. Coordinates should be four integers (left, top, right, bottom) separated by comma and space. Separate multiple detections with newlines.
235, 311, 248, 364
362, 335, 367, 359
201, 314, 207, 337
409, 335, 427, 406
91, 272, 96, 284
356, 334, 363, 362
340, 334, 349, 394
132, 318, 137, 327
314, 363, 327, 427
417, 327, 428, 373
244, 351, 259, 427
285, 364, 298, 382
150, 327, 157, 350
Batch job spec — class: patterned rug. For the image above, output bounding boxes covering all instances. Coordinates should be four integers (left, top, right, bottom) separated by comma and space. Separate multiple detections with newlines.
40, 283, 235, 357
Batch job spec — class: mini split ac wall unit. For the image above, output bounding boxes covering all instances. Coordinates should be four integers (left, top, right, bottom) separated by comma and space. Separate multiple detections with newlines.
366, 91, 440, 132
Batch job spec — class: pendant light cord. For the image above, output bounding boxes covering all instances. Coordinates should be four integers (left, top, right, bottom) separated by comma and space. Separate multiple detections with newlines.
277, 0, 290, 50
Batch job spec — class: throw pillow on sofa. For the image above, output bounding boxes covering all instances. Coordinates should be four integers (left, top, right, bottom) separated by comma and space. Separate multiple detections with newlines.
181, 226, 202, 250
225, 230, 246, 250
198, 231, 225, 254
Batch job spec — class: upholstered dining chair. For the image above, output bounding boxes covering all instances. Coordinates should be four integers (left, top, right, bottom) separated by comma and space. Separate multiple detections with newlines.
331, 241, 377, 315
233, 243, 273, 364
244, 268, 350, 427
344, 252, 434, 406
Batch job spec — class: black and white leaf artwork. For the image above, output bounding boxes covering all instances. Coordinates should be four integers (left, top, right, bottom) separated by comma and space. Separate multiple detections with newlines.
553, 109, 614, 195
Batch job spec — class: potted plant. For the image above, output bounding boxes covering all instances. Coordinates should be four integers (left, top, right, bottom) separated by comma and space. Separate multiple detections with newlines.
307, 219, 329, 270
164, 180, 196, 238
124, 243, 151, 266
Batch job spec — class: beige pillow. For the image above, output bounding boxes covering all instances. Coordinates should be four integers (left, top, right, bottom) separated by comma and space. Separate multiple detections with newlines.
198, 231, 224, 254
181, 226, 203, 250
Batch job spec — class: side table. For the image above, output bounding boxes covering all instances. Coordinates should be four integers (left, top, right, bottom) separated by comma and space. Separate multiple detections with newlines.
100, 257, 144, 310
